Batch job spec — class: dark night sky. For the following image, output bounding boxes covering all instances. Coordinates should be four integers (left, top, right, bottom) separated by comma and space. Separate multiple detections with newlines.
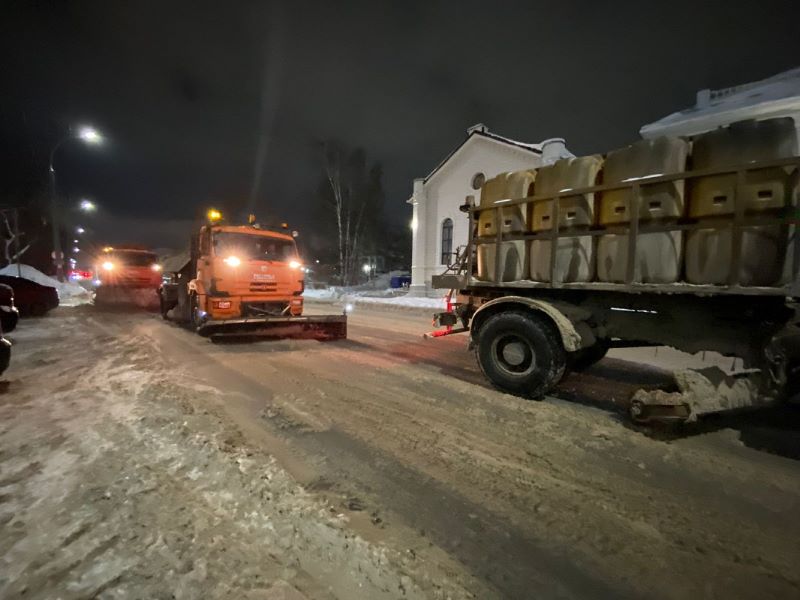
2, 0, 799, 252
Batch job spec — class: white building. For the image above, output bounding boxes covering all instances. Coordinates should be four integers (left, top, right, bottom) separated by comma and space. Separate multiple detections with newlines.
640, 66, 800, 141
408, 124, 572, 296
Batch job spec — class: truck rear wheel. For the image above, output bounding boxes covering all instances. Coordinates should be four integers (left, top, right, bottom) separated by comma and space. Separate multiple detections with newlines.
475, 311, 566, 399
189, 293, 200, 330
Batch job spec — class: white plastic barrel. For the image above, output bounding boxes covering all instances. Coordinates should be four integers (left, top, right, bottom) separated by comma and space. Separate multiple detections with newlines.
685, 220, 792, 286
597, 231, 682, 284
529, 236, 594, 283
476, 241, 526, 282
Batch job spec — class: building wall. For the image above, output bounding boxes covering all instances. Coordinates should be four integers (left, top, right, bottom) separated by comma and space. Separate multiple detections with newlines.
410, 137, 542, 295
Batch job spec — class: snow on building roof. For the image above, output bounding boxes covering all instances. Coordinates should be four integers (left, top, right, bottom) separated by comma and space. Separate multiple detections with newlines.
420, 125, 543, 185
641, 66, 800, 138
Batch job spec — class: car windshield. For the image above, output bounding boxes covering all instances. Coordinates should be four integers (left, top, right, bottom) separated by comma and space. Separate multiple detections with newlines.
108, 251, 157, 267
213, 232, 296, 261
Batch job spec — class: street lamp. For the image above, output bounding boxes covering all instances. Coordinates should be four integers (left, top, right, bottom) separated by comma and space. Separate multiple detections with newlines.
78, 126, 102, 145
49, 125, 103, 281
76, 226, 85, 234
79, 199, 96, 212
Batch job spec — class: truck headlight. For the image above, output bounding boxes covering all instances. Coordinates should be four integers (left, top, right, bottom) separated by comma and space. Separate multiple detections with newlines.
102, 261, 114, 271
151, 263, 162, 272
289, 260, 302, 270
224, 256, 241, 267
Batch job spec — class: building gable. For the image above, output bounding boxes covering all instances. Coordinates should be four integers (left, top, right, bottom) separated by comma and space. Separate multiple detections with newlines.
422, 131, 541, 186
423, 134, 539, 198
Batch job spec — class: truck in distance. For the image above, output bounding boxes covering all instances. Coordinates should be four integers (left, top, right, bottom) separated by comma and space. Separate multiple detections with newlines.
94, 246, 162, 308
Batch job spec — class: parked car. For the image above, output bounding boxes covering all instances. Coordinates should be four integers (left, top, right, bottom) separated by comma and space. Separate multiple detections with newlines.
0, 335, 9, 376
0, 275, 59, 317
0, 283, 19, 332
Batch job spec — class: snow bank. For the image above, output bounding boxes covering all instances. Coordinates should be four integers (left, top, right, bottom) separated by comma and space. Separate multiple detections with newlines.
304, 285, 406, 302
0, 264, 92, 303
348, 295, 446, 310
303, 287, 339, 301
304, 284, 445, 312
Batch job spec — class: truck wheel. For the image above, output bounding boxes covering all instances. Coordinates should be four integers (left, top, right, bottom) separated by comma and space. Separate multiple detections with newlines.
475, 311, 566, 399
568, 341, 610, 372
189, 293, 200, 329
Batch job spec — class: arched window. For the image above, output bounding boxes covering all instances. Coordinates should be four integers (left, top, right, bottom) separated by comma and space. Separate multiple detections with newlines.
441, 218, 453, 265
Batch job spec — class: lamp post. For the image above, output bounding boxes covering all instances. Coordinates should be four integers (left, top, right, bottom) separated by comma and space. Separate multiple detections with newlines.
49, 126, 102, 281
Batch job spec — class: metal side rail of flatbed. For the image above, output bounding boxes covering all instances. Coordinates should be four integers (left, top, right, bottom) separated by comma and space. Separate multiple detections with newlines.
433, 274, 798, 298
197, 314, 347, 341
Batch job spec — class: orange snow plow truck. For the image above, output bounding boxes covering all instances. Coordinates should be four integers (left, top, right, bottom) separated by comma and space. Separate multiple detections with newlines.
94, 246, 162, 308
159, 210, 347, 341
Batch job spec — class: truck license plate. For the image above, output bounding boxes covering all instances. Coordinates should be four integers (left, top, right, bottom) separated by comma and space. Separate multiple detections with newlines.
252, 273, 275, 281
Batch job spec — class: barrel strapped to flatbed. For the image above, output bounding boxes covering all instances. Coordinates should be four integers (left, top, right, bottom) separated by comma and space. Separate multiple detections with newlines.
433, 154, 800, 299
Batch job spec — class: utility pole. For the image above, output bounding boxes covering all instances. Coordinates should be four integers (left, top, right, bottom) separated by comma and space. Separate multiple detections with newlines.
48, 126, 103, 282
49, 165, 64, 281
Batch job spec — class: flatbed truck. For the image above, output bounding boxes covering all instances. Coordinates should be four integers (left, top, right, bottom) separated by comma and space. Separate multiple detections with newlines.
429, 119, 800, 422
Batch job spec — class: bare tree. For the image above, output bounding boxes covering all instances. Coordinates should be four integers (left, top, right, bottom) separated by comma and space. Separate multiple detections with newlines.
0, 209, 30, 271
0, 211, 16, 269
319, 141, 384, 286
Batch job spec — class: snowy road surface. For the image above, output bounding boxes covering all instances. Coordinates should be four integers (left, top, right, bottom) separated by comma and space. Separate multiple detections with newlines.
1, 305, 799, 599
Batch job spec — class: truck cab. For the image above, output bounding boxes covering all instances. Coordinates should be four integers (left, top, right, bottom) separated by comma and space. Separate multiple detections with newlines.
95, 247, 162, 289
190, 223, 304, 323
93, 246, 163, 308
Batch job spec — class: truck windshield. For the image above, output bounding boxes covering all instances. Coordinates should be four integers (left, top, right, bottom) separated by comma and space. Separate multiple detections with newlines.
213, 232, 296, 261
108, 251, 157, 267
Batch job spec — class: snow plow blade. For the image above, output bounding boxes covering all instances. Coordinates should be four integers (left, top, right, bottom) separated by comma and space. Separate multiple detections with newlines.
197, 314, 347, 342
95, 286, 160, 310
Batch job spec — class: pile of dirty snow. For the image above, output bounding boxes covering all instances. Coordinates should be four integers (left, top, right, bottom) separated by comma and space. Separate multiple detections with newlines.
0, 264, 92, 304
